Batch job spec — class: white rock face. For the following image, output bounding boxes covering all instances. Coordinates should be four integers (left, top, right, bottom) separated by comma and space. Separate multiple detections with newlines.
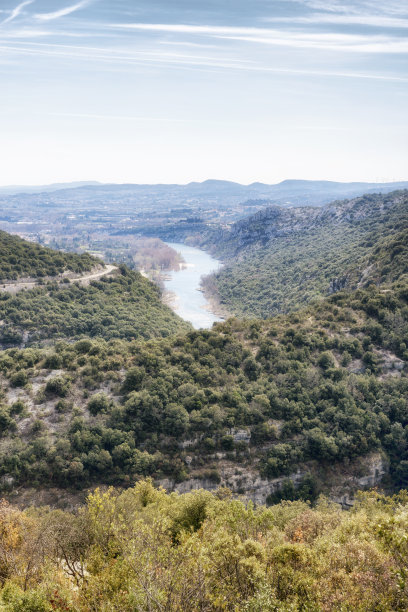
230, 428, 251, 443
158, 452, 389, 507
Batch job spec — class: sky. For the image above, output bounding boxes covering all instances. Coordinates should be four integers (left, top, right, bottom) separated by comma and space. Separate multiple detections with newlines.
0, 0, 407, 185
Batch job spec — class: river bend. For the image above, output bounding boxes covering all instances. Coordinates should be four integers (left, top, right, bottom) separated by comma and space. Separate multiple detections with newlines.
163, 243, 223, 329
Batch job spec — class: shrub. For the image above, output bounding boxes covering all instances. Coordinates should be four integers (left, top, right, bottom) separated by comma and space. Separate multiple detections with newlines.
88, 393, 111, 416
10, 370, 28, 388
45, 376, 71, 397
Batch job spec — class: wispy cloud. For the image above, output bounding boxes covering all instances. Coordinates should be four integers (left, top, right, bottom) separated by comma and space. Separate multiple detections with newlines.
1, 41, 407, 82
0, 42, 258, 73
221, 33, 408, 54
0, 28, 51, 38
1, 0, 34, 25
265, 13, 408, 28
112, 23, 408, 54
52, 112, 194, 123
295, 0, 408, 18
35, 0, 90, 22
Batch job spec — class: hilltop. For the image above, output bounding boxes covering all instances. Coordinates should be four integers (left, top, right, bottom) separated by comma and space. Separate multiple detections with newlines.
0, 230, 99, 282
0, 232, 191, 348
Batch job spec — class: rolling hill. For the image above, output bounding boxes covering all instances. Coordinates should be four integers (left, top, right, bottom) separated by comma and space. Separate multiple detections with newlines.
0, 232, 191, 347
0, 230, 99, 282
200, 190, 408, 318
1, 178, 408, 206
0, 265, 407, 506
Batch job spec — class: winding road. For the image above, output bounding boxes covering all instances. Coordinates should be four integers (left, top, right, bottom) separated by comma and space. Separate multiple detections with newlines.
1, 264, 117, 294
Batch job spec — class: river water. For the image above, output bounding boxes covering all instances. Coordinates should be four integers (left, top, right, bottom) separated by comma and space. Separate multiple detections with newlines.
163, 243, 223, 329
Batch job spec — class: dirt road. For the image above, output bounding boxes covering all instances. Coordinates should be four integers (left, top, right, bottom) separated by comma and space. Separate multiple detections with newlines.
1, 264, 117, 294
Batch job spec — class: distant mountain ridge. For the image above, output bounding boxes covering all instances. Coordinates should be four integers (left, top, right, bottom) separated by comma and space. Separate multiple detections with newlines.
1, 178, 408, 207
0, 181, 101, 196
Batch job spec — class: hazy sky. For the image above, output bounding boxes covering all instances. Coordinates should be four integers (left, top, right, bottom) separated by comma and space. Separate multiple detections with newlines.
0, 0, 407, 185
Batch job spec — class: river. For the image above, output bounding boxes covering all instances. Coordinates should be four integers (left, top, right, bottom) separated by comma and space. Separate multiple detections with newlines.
163, 243, 223, 329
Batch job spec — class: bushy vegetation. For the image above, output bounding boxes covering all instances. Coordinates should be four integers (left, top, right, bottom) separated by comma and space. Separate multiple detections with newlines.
0, 231, 98, 281
1, 482, 408, 610
51, 235, 184, 278
0, 277, 406, 495
203, 191, 408, 318
0, 266, 191, 346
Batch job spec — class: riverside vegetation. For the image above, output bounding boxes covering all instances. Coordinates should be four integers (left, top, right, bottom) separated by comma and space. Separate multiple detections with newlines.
0, 190, 407, 610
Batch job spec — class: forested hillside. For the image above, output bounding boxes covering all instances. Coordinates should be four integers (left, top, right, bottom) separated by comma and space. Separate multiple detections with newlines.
0, 230, 98, 281
0, 226, 191, 348
201, 190, 408, 318
1, 483, 408, 611
0, 265, 191, 347
0, 275, 406, 502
